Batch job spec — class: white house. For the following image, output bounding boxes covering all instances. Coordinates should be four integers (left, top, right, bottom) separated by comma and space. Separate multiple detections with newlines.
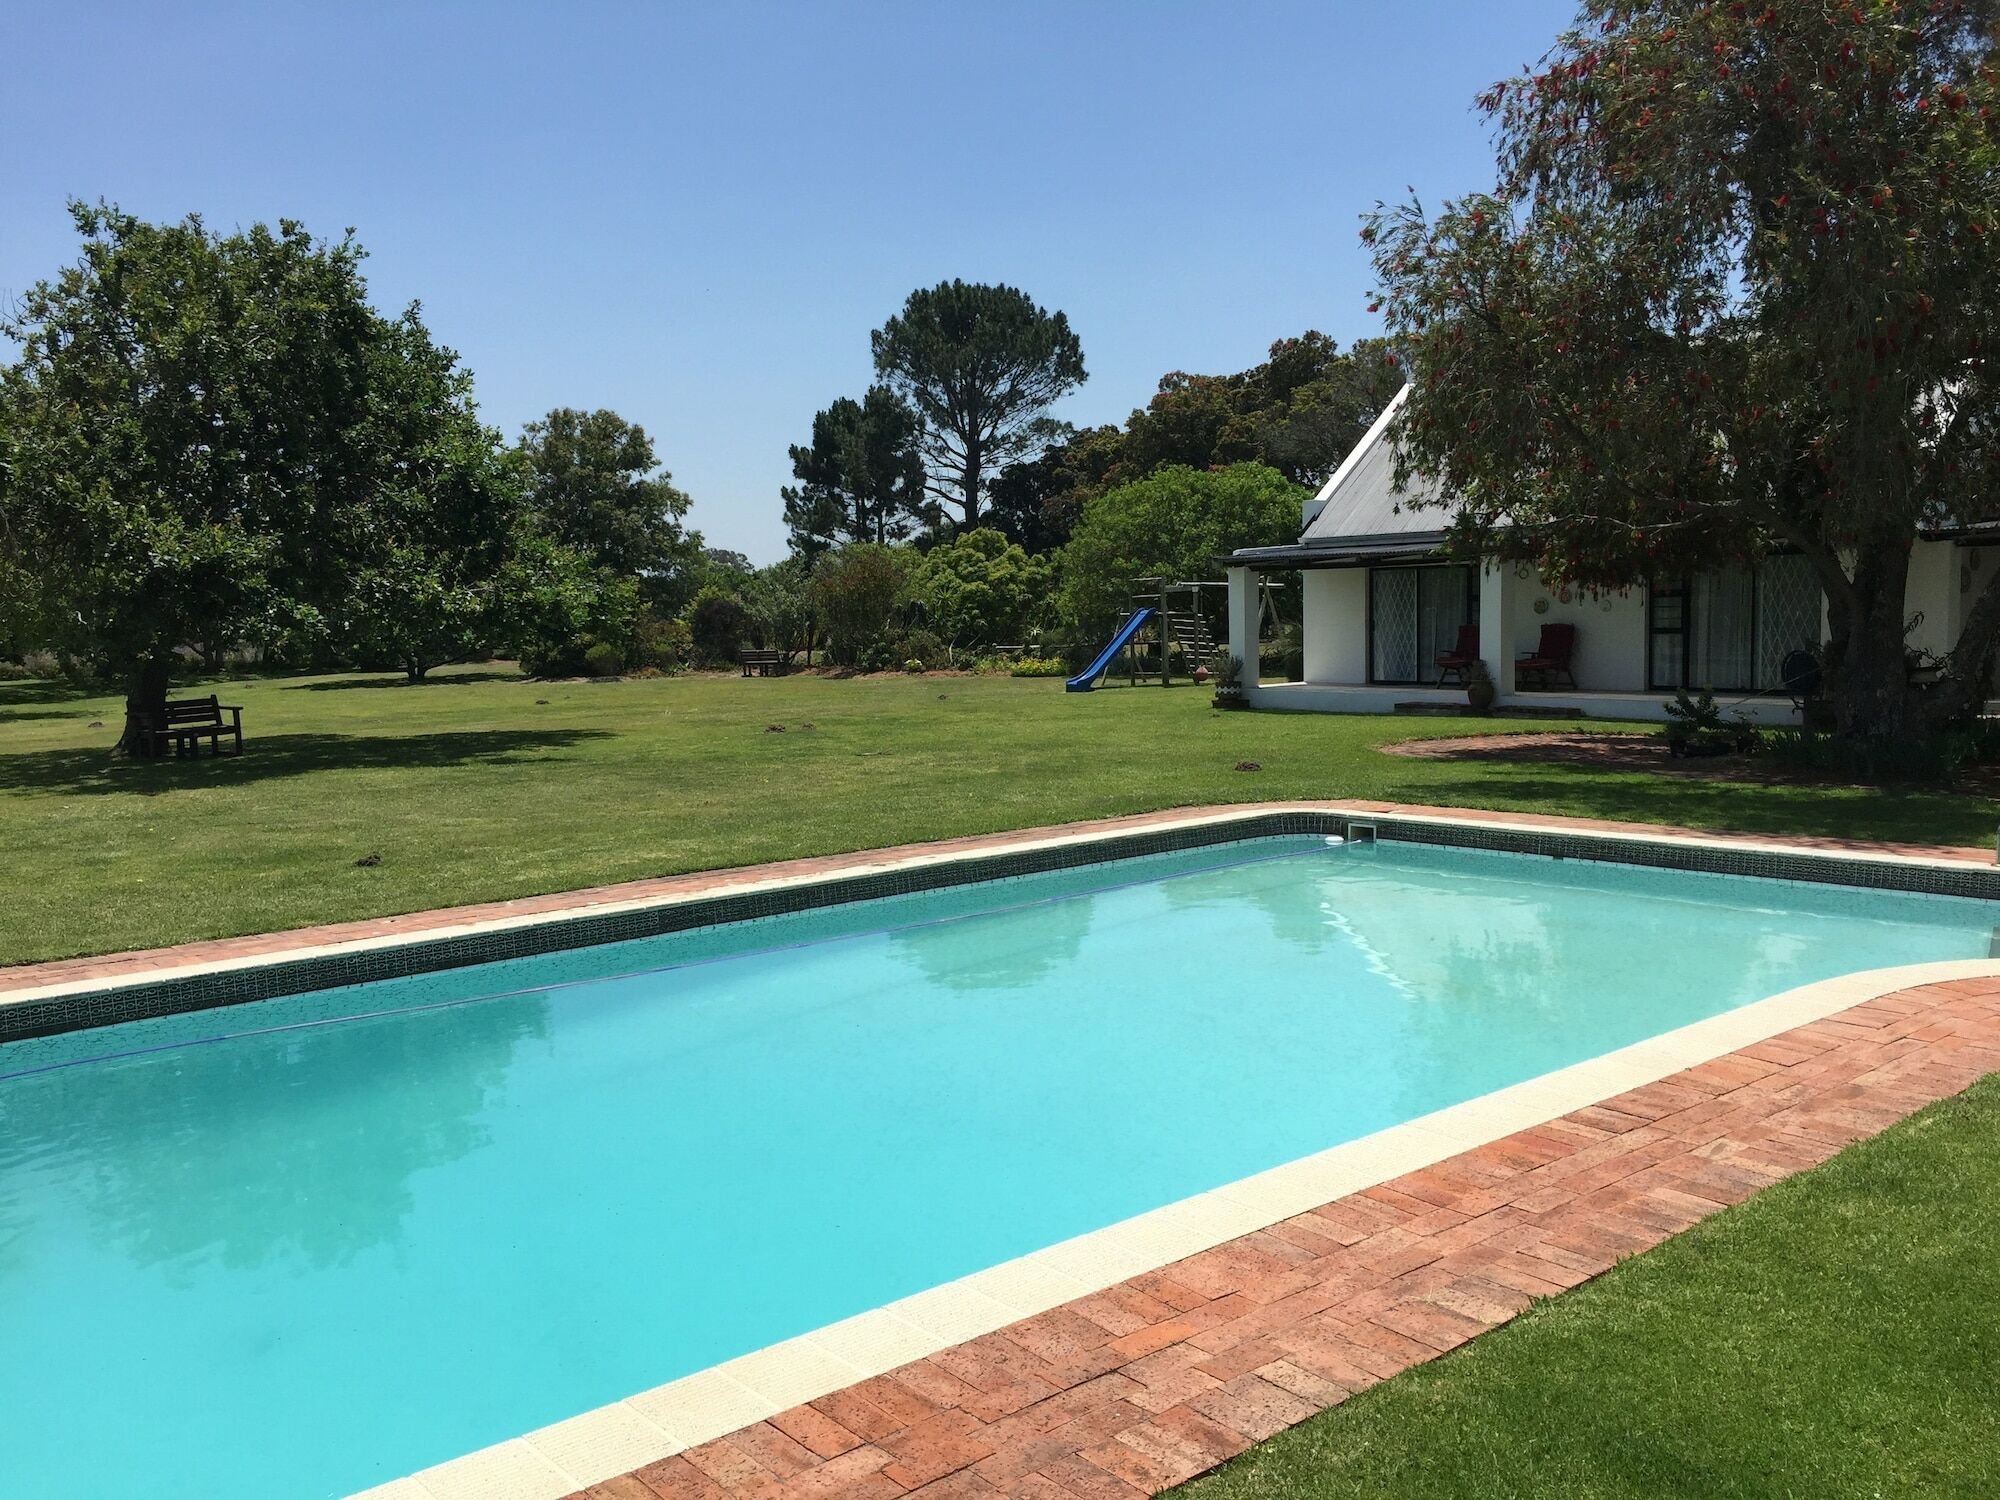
1222, 386, 1995, 722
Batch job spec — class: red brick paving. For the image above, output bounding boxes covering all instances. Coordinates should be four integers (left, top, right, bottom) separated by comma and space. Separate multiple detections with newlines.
2, 801, 1986, 993
560, 976, 2000, 1500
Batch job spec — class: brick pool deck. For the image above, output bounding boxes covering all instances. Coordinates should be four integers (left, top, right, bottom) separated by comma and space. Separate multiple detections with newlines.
6, 804, 1997, 1500
564, 975, 2000, 1500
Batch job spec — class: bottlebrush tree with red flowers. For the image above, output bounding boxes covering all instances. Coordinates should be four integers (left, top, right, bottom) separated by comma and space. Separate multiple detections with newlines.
1365, 0, 2000, 746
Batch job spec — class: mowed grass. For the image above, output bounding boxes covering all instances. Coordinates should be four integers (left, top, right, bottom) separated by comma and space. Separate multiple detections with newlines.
1175, 1074, 2000, 1500
3, 664, 1995, 963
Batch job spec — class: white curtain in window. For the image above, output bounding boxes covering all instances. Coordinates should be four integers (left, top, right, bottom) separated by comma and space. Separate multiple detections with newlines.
1416, 569, 1467, 674
1690, 566, 1754, 690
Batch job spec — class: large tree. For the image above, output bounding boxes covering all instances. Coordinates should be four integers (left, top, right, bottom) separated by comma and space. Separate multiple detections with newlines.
983, 332, 1399, 557
1120, 332, 1402, 488
1367, 0, 2000, 745
781, 385, 931, 556
0, 203, 383, 749
871, 280, 1086, 527
1056, 463, 1306, 641
986, 424, 1126, 555
517, 407, 697, 578
339, 314, 536, 682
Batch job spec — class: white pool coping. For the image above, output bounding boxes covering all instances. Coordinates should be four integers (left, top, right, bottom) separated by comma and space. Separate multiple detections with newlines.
8, 806, 1993, 1499
349, 964, 2000, 1498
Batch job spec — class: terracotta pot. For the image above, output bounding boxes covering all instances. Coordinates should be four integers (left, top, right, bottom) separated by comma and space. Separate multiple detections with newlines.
1466, 678, 1497, 713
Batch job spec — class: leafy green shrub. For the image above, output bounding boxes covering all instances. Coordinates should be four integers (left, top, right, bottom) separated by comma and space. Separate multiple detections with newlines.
903, 657, 926, 674
810, 544, 914, 667
632, 609, 691, 672
907, 528, 1050, 650
857, 639, 901, 673
685, 587, 753, 666
520, 639, 586, 676
582, 641, 624, 677
893, 628, 946, 669
1662, 689, 1760, 757
1008, 656, 1069, 677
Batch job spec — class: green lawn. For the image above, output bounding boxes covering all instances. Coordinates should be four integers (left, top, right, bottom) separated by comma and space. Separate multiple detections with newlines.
4, 664, 1995, 964
1175, 1074, 2000, 1500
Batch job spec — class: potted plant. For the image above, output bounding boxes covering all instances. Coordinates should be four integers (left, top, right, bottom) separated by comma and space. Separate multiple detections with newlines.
1464, 659, 1496, 714
1211, 654, 1247, 710
1663, 688, 1763, 757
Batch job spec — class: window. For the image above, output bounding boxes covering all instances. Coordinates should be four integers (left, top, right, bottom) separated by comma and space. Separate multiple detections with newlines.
1369, 565, 1478, 685
1648, 555, 1820, 693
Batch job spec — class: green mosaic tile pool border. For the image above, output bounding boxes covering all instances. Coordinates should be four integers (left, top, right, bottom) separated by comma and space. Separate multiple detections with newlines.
1366, 815, 2000, 899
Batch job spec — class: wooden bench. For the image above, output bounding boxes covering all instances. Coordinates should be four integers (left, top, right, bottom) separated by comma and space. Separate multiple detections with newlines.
738, 650, 791, 678
147, 695, 244, 757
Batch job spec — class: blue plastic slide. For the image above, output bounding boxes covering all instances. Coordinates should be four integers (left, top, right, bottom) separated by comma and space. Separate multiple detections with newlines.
1065, 607, 1155, 692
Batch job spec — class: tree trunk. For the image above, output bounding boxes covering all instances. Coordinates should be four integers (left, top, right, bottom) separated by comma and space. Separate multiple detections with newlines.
1812, 530, 1913, 742
115, 655, 173, 757
1810, 527, 2000, 751
1827, 601, 1916, 741
959, 434, 983, 528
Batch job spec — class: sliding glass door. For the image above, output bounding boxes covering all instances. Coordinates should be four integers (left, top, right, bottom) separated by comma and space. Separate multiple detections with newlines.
1370, 565, 1478, 685
1649, 555, 1820, 692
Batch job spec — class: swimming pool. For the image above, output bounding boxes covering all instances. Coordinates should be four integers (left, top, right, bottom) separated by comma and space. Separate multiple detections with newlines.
3, 833, 1996, 1498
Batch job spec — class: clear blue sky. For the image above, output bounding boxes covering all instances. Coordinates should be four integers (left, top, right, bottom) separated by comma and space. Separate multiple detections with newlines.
3, 1, 1577, 562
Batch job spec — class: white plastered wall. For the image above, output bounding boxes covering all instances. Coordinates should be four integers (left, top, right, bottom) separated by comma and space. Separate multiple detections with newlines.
1301, 570, 1368, 685
1906, 539, 1958, 663
1492, 566, 1649, 692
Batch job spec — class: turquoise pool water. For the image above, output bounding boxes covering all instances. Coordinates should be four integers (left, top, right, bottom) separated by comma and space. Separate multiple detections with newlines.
3, 837, 1995, 1498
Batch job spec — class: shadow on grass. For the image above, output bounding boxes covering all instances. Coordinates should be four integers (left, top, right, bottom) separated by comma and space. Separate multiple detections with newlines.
0, 707, 108, 724
0, 679, 99, 708
1411, 766, 1999, 847
0, 728, 611, 796
286, 669, 524, 692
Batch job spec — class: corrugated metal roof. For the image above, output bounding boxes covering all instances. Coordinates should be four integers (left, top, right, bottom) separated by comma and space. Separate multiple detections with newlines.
1298, 385, 1451, 543
1218, 538, 1446, 570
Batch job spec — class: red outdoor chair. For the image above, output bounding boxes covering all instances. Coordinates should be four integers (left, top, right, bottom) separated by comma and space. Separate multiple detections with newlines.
1434, 623, 1480, 686
1516, 622, 1578, 689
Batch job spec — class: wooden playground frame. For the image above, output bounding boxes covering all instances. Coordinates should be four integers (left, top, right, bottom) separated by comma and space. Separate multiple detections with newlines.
1104, 576, 1284, 687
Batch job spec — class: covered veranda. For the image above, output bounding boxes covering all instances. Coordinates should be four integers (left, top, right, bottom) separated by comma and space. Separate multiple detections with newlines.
1222, 546, 1805, 726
